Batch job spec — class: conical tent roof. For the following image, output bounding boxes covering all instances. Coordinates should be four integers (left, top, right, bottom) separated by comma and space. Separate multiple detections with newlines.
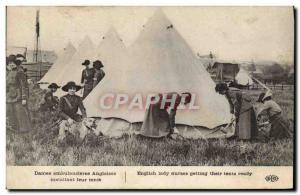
55, 36, 96, 97
39, 42, 76, 88
96, 27, 127, 74
84, 10, 231, 128
83, 27, 129, 99
97, 27, 126, 59
59, 42, 77, 64
235, 68, 253, 86
84, 28, 130, 117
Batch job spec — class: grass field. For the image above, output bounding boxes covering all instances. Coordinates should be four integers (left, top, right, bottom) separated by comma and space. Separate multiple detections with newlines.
6, 88, 294, 166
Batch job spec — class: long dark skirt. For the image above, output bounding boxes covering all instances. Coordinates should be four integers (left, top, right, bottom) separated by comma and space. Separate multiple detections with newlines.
83, 84, 93, 99
140, 104, 171, 138
7, 102, 32, 132
269, 114, 292, 139
236, 108, 258, 140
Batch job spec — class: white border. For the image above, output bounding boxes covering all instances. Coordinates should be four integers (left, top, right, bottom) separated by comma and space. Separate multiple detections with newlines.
0, 0, 298, 194
1, 0, 298, 6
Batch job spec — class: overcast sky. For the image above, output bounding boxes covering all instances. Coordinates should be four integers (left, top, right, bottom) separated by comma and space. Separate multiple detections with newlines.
7, 6, 294, 64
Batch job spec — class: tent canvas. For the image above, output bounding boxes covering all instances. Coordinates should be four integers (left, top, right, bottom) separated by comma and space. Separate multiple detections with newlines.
84, 10, 231, 133
92, 118, 235, 139
96, 27, 128, 77
54, 36, 97, 97
235, 67, 254, 86
39, 42, 76, 89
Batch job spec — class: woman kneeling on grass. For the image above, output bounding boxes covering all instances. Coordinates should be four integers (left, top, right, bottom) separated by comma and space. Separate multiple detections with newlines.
59, 81, 87, 124
256, 90, 292, 139
140, 92, 191, 138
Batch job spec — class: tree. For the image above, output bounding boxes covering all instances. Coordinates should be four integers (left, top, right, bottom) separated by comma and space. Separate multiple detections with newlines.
248, 63, 256, 72
264, 63, 287, 84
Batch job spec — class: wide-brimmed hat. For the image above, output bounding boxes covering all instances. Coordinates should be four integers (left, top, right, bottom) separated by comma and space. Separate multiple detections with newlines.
7, 54, 16, 63
93, 60, 104, 69
16, 54, 26, 59
82, 60, 90, 66
62, 81, 82, 92
48, 83, 61, 89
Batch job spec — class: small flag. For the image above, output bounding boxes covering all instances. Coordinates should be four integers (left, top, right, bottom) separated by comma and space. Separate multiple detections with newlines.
36, 10, 40, 37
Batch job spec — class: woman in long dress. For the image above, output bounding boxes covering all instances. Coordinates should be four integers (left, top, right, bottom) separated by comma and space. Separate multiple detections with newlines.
215, 83, 257, 140
81, 60, 95, 99
6, 59, 32, 132
92, 60, 105, 88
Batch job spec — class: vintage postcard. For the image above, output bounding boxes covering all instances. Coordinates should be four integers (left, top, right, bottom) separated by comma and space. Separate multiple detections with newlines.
6, 6, 295, 189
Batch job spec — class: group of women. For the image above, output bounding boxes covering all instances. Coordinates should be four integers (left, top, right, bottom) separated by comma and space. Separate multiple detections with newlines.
215, 83, 292, 140
6, 53, 292, 140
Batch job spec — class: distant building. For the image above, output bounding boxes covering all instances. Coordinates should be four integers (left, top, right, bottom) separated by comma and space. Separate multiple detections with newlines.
6, 46, 57, 64
6, 46, 57, 81
197, 51, 215, 70
26, 50, 57, 64
252, 67, 264, 78
210, 62, 240, 82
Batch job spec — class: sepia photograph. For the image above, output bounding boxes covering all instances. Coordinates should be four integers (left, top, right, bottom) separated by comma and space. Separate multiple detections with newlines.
5, 6, 295, 189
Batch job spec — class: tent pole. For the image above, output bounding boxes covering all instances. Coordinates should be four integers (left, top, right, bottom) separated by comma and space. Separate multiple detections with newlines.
251, 76, 270, 91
